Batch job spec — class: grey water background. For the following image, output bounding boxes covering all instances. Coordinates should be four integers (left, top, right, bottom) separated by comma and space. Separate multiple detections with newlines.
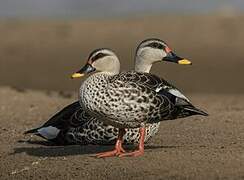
0, 0, 243, 18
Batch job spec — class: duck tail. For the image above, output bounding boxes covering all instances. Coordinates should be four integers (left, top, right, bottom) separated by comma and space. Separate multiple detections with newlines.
24, 127, 40, 135
183, 106, 209, 116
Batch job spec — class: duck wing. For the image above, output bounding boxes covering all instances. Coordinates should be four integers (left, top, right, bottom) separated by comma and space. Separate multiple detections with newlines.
110, 71, 208, 122
158, 89, 208, 119
111, 71, 188, 99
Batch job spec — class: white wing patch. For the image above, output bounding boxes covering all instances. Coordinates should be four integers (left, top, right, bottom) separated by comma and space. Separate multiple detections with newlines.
156, 83, 190, 102
38, 126, 60, 140
168, 89, 190, 102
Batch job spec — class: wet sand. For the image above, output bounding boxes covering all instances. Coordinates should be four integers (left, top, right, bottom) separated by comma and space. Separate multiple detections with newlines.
0, 87, 243, 179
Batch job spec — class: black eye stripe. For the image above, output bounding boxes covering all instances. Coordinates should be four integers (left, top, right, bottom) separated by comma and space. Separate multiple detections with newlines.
146, 42, 165, 49
91, 53, 109, 62
88, 48, 114, 62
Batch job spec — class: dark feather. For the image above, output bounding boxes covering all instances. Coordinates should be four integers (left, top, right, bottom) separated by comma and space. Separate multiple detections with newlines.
24, 101, 83, 135
24, 127, 39, 134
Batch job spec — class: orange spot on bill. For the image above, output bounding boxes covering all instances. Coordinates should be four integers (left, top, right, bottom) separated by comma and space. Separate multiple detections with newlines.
165, 46, 172, 53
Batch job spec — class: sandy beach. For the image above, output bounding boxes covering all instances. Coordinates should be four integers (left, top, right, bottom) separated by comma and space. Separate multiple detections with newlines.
0, 87, 243, 179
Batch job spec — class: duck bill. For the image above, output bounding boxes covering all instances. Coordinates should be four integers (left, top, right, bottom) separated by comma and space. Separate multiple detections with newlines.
71, 63, 96, 79
163, 52, 192, 65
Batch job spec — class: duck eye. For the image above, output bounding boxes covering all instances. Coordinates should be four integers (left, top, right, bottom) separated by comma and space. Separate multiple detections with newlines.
158, 44, 164, 49
147, 42, 164, 49
148, 42, 159, 48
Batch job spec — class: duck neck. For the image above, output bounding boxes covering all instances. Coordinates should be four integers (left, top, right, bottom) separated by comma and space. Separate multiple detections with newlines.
134, 55, 152, 73
108, 68, 120, 75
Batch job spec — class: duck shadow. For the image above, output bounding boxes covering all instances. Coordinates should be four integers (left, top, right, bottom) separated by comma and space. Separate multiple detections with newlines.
13, 140, 179, 157
17, 139, 56, 146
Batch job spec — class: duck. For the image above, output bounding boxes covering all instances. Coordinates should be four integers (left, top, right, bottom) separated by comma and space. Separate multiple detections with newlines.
72, 44, 208, 157
24, 38, 199, 146
24, 43, 160, 145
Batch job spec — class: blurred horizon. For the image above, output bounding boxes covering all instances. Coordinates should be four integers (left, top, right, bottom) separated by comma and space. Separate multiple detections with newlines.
0, 0, 243, 19
0, 1, 243, 94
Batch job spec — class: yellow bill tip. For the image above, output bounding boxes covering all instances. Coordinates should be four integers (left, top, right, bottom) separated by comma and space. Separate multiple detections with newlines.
71, 73, 84, 79
178, 59, 192, 65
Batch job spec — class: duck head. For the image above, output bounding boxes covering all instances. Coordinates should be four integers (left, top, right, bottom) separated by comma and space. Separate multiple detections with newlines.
135, 38, 192, 73
71, 48, 120, 78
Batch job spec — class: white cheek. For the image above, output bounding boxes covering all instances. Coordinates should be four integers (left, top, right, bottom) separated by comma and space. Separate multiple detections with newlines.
161, 51, 167, 58
137, 48, 167, 63
93, 57, 118, 72
151, 49, 166, 61
156, 50, 167, 60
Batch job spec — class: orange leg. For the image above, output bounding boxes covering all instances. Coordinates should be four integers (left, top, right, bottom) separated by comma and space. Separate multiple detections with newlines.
119, 127, 145, 157
96, 128, 126, 158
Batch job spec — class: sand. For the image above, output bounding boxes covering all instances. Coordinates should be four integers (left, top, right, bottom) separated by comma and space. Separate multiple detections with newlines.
0, 86, 243, 179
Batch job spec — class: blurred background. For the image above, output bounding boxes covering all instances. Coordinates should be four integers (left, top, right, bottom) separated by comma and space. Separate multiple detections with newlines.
0, 0, 243, 94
